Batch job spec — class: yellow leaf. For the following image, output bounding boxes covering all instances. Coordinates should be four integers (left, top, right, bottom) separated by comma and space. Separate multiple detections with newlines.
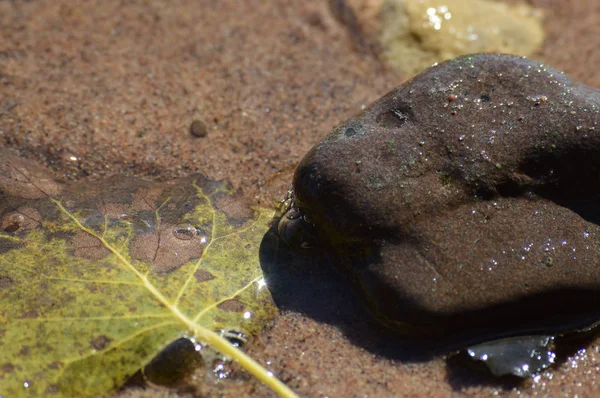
0, 165, 296, 398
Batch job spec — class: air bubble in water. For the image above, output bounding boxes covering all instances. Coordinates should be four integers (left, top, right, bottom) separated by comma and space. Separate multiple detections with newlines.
173, 224, 197, 240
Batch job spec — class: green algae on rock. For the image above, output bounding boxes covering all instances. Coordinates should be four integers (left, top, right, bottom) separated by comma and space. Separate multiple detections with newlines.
381, 0, 545, 76
282, 54, 600, 375
0, 151, 296, 397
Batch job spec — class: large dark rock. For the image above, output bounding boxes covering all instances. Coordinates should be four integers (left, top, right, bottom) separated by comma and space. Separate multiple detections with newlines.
286, 54, 600, 344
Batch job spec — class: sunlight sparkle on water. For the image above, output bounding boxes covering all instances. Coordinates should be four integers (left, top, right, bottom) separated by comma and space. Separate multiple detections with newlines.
256, 277, 267, 290
426, 6, 452, 30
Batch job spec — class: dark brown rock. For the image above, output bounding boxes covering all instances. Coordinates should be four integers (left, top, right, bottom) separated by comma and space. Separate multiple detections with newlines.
288, 54, 600, 344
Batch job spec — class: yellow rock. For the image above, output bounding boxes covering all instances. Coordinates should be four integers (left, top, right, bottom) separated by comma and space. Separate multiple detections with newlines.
381, 0, 544, 76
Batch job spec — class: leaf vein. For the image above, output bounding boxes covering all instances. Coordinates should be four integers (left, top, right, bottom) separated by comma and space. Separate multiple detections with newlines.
12, 314, 172, 322
171, 181, 218, 306
45, 277, 143, 285
193, 275, 261, 323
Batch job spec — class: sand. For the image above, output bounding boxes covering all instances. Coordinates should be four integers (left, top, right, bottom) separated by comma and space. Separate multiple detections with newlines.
1, 0, 599, 396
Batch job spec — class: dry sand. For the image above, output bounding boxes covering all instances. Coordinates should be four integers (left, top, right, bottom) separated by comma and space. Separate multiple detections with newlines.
1, 0, 599, 397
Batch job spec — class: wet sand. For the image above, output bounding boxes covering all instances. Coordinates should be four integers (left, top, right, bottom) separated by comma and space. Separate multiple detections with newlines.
1, 0, 599, 396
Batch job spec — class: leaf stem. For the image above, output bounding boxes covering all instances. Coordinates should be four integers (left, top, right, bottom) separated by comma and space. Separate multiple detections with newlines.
197, 328, 298, 398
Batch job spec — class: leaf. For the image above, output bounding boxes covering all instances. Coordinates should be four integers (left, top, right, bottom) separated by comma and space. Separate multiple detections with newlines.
0, 155, 296, 397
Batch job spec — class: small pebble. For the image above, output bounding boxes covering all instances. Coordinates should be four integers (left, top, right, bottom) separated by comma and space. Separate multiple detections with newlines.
190, 119, 208, 138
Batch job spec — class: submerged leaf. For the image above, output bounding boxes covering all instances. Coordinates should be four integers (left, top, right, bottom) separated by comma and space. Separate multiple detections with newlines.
0, 154, 294, 397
